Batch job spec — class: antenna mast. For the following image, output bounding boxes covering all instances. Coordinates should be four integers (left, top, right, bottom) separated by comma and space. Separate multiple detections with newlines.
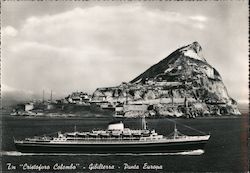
42, 90, 45, 103
50, 90, 53, 102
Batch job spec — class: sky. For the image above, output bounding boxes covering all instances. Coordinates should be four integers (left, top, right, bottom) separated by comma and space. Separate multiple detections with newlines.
1, 1, 248, 103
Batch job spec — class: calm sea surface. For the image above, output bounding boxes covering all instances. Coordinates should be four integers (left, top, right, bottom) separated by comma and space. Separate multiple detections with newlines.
1, 113, 248, 172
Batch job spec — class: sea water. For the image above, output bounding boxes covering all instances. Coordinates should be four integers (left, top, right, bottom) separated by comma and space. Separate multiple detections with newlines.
1, 113, 248, 172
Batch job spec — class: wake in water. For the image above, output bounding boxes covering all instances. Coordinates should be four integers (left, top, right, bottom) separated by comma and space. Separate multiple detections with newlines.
1, 150, 204, 156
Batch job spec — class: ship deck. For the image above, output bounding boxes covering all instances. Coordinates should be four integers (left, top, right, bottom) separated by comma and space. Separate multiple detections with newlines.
15, 135, 210, 145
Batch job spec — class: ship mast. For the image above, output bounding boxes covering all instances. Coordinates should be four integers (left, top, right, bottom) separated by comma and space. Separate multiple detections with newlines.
173, 123, 178, 139
142, 116, 147, 130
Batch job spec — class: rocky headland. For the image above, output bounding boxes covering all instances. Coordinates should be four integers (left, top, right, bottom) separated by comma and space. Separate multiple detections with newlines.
92, 42, 241, 118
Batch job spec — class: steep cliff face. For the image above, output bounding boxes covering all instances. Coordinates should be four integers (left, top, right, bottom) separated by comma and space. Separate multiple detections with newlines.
132, 42, 215, 83
92, 42, 241, 118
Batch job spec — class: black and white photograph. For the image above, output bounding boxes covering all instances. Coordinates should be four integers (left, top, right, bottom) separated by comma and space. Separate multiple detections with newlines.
1, 1, 249, 172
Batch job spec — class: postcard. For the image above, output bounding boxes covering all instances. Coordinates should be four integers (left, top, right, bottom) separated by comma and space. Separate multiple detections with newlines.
1, 0, 248, 172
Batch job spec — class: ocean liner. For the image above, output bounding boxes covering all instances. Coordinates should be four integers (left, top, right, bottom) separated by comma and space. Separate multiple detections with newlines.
14, 117, 210, 153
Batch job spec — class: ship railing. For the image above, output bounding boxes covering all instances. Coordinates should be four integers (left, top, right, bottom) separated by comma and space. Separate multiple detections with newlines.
164, 135, 210, 141
65, 136, 144, 141
62, 135, 173, 143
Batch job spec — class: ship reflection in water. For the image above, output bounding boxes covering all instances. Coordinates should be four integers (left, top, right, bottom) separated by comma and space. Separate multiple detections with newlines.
14, 117, 210, 154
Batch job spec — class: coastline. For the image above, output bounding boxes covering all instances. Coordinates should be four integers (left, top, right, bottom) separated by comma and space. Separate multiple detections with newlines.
2, 106, 247, 120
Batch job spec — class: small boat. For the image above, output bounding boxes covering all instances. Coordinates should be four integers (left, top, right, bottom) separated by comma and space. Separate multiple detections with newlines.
88, 132, 99, 137
66, 132, 77, 137
111, 130, 121, 137
76, 132, 88, 137
100, 132, 110, 137
122, 129, 132, 137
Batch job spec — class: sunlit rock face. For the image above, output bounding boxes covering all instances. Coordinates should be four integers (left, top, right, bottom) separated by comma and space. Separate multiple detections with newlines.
92, 42, 241, 118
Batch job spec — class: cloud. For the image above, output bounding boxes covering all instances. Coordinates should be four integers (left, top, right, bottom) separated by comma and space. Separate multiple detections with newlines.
2, 4, 247, 103
1, 84, 17, 92
193, 23, 205, 30
189, 15, 207, 22
2, 26, 18, 37
3, 5, 209, 95
1, 84, 34, 95
16, 6, 208, 52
